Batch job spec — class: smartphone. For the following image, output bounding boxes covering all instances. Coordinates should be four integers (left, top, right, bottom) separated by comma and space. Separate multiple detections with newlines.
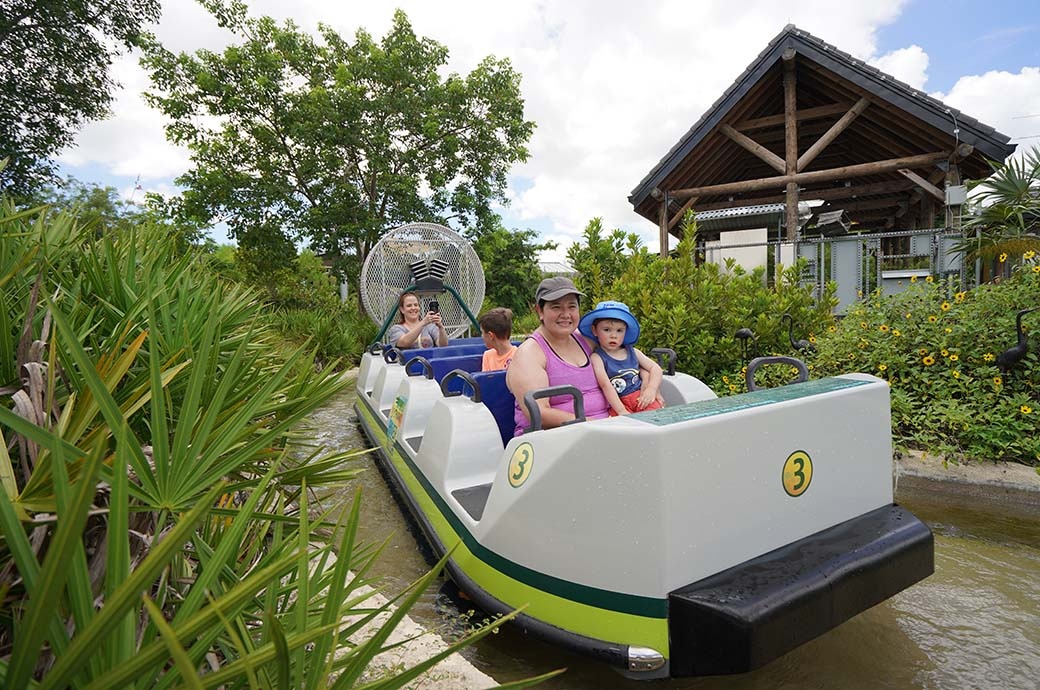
428, 300, 439, 313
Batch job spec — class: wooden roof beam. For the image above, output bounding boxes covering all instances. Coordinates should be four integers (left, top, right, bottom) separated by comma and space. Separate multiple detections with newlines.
797, 97, 871, 172
669, 151, 951, 200
733, 102, 851, 131
897, 168, 945, 203
720, 124, 786, 174
691, 180, 917, 211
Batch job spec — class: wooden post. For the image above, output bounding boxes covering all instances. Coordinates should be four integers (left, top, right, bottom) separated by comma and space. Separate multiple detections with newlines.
783, 49, 799, 241
659, 194, 669, 258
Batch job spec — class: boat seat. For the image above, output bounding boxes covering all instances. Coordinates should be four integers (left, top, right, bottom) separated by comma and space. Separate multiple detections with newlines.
443, 370, 514, 446
404, 353, 483, 381
384, 343, 486, 360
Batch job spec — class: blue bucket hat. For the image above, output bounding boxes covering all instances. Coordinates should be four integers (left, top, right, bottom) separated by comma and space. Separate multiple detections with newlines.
578, 301, 640, 345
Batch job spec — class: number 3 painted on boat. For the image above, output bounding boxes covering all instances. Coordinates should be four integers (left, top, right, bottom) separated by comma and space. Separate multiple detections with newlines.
508, 442, 534, 488
782, 450, 813, 497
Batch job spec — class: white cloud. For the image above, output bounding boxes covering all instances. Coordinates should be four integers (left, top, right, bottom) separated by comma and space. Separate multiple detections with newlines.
63, 0, 962, 259
934, 67, 1040, 153
870, 45, 930, 90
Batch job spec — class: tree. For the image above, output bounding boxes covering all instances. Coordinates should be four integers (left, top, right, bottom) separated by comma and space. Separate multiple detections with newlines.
565, 218, 642, 304
141, 1, 534, 292
0, 0, 161, 196
471, 222, 556, 316
33, 176, 142, 229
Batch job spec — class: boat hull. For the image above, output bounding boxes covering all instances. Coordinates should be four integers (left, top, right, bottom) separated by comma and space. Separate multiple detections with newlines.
353, 351, 934, 677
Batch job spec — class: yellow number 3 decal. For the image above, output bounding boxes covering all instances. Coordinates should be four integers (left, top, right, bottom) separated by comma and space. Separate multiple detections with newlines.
782, 450, 813, 497
508, 443, 534, 488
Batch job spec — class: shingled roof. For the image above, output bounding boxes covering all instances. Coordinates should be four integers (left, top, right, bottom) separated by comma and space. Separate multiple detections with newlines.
630, 24, 1016, 231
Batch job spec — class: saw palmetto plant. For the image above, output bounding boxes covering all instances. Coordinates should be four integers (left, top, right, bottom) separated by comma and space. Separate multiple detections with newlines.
0, 201, 555, 689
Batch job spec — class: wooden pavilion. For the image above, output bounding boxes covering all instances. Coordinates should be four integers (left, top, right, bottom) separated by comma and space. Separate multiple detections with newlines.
630, 25, 1016, 257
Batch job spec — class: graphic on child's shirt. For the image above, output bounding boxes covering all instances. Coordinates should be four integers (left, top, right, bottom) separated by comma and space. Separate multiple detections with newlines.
610, 368, 640, 395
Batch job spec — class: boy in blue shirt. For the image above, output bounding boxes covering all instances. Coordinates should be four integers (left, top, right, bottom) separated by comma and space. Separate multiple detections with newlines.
579, 301, 664, 416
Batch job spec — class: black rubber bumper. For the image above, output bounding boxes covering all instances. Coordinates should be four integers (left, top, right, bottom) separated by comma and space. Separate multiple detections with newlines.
668, 504, 933, 677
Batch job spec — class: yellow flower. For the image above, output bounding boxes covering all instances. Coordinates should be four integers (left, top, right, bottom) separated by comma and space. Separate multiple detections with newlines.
809, 335, 817, 343
879, 324, 890, 332
892, 329, 901, 337
828, 326, 836, 333
722, 375, 730, 384
993, 376, 1002, 386
741, 366, 747, 374
910, 275, 918, 283
860, 321, 868, 329
941, 349, 949, 357
1034, 265, 1040, 274
919, 348, 928, 356
729, 384, 737, 393
945, 327, 952, 334
905, 312, 912, 319
925, 275, 934, 283
928, 315, 938, 323
999, 252, 1008, 262
1025, 250, 1036, 260
983, 353, 995, 362
878, 364, 888, 371
923, 355, 935, 366
1022, 405, 1033, 415
941, 302, 951, 311
954, 292, 966, 302
950, 354, 959, 362
952, 370, 960, 378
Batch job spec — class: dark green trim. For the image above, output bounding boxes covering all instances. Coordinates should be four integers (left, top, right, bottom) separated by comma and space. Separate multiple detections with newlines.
354, 395, 667, 618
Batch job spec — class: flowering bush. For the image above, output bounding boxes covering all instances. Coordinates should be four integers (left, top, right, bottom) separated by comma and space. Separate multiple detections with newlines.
812, 262, 1040, 464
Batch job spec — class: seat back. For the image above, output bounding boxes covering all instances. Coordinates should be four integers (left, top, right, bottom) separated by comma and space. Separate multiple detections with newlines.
404, 353, 484, 381
444, 370, 514, 445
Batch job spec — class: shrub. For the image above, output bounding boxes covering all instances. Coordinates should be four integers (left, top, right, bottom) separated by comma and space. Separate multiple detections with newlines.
587, 216, 835, 386
0, 201, 550, 687
812, 263, 1040, 464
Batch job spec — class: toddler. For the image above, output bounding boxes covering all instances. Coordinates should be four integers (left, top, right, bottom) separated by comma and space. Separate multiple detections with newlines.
579, 301, 663, 416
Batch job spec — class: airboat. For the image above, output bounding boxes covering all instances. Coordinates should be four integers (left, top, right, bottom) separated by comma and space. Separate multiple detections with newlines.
353, 223, 934, 678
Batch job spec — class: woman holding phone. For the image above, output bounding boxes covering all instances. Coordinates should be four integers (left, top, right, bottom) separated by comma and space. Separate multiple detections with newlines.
387, 291, 448, 349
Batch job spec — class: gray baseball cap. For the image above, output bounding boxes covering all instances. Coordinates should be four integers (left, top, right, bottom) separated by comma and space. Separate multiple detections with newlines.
535, 276, 585, 302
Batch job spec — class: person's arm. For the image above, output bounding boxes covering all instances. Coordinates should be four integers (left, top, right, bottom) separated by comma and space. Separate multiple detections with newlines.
591, 353, 628, 416
507, 339, 578, 430
433, 313, 448, 347
392, 313, 438, 349
633, 348, 664, 410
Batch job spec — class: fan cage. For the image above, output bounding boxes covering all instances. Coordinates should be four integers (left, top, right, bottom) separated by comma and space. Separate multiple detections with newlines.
360, 222, 486, 340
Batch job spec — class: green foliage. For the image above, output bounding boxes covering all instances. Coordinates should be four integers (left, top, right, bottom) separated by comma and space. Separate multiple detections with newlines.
31, 176, 143, 231
812, 263, 1040, 464
570, 213, 835, 385
471, 222, 555, 317
0, 0, 161, 195
565, 218, 642, 304
0, 199, 552, 687
954, 145, 1040, 265
141, 2, 534, 292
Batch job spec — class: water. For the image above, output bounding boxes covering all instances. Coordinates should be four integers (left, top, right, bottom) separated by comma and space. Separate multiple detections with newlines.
313, 388, 1040, 689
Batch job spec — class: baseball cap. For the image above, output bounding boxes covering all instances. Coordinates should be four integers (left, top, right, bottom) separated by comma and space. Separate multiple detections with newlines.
535, 276, 585, 303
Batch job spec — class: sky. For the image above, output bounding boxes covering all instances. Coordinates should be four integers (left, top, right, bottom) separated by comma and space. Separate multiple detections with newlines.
59, 0, 1040, 262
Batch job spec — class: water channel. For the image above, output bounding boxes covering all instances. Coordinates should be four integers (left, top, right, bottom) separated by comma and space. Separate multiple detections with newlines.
308, 387, 1040, 690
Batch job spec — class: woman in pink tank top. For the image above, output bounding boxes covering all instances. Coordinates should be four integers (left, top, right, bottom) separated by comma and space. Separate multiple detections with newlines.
507, 277, 610, 436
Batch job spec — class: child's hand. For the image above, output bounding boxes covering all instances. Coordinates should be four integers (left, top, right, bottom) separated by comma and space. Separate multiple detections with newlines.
636, 389, 656, 410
